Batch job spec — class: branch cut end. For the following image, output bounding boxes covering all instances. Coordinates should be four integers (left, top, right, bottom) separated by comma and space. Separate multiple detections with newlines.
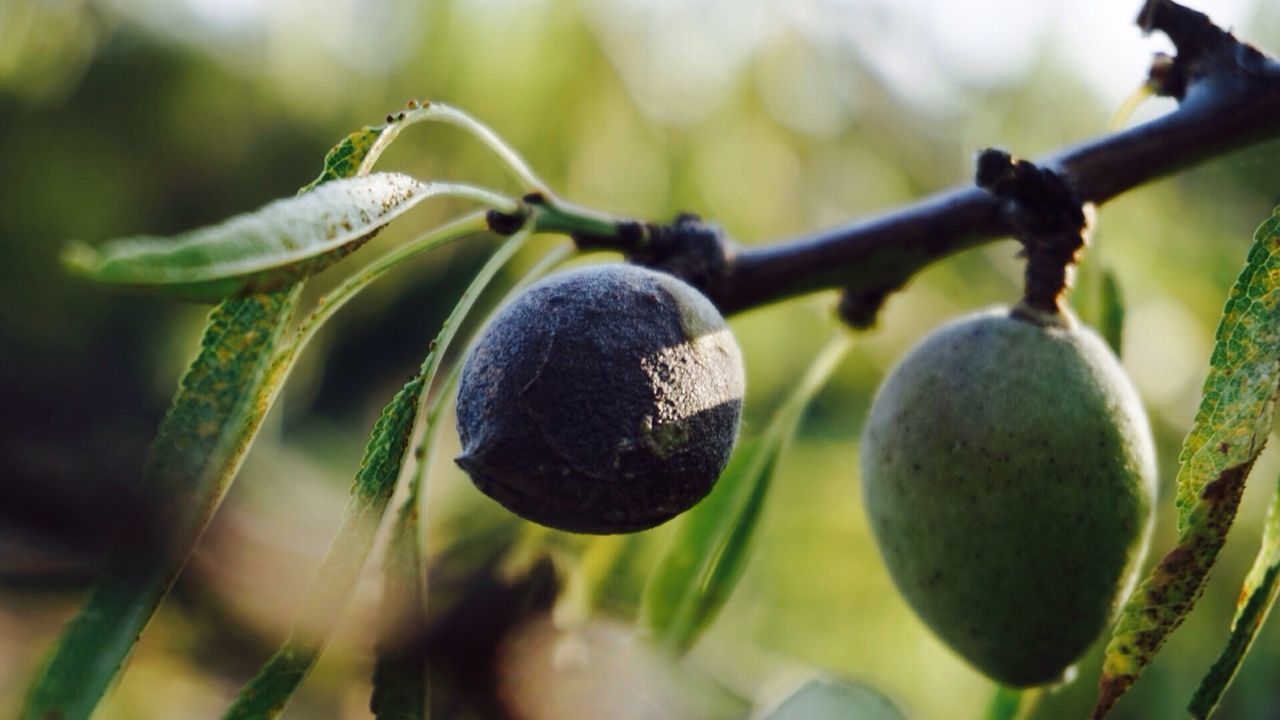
1137, 0, 1272, 100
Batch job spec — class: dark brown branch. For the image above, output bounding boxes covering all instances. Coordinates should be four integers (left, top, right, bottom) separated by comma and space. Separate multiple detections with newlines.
588, 0, 1280, 325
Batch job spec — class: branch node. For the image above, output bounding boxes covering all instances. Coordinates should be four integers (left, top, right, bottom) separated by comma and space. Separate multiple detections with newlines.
624, 213, 737, 300
976, 149, 1092, 315
486, 208, 527, 236
839, 281, 905, 329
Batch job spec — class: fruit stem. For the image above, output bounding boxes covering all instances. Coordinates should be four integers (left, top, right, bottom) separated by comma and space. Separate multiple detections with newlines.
975, 149, 1092, 315
1010, 299, 1077, 330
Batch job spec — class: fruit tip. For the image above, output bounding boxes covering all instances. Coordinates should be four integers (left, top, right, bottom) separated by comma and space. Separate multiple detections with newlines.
1090, 674, 1130, 720
454, 451, 479, 475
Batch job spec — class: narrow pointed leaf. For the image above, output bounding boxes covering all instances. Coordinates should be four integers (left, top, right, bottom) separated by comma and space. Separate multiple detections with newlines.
1188, 471, 1280, 718
22, 289, 302, 720
641, 334, 851, 655
1093, 208, 1280, 718
983, 686, 1027, 720
366, 245, 574, 720
371, 506, 428, 719
1174, 209, 1280, 527
300, 125, 387, 193
369, 231, 537, 719
63, 173, 450, 301
224, 372, 427, 720
24, 124, 399, 720
639, 437, 774, 655
1099, 265, 1126, 356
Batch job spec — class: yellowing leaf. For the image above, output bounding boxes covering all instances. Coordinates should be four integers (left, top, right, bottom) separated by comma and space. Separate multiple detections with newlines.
1188, 469, 1280, 719
23, 289, 303, 720
299, 125, 386, 193
1093, 208, 1280, 718
23, 120, 401, 720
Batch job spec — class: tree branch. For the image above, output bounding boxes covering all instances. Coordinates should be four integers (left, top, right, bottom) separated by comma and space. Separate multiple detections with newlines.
582, 0, 1280, 324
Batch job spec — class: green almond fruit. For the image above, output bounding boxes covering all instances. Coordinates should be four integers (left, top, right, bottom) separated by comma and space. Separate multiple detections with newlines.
859, 305, 1156, 687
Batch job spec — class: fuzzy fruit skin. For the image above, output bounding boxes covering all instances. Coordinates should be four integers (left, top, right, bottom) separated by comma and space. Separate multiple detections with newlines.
456, 264, 744, 534
859, 307, 1156, 687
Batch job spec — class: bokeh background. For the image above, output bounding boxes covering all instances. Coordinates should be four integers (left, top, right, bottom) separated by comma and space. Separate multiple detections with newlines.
4, 0, 1280, 717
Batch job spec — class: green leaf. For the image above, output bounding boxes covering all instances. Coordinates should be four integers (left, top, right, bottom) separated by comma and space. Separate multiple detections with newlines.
365, 242, 575, 720
1099, 265, 1125, 356
61, 173, 485, 302
299, 125, 386, 193
1094, 208, 1280, 718
22, 289, 303, 720
371, 506, 428, 719
23, 122, 402, 720
640, 436, 772, 654
224, 372, 427, 720
758, 677, 904, 720
983, 686, 1027, 720
1188, 471, 1280, 719
640, 333, 852, 655
368, 230, 539, 719
551, 534, 634, 630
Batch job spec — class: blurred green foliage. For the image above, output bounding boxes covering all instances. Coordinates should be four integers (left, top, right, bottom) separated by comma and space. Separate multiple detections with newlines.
3, 0, 1280, 718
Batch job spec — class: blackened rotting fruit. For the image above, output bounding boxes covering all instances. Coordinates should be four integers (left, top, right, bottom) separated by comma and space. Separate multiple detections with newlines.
456, 264, 745, 534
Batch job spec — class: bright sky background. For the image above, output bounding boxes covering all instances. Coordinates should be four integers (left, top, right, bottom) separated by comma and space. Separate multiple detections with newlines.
160, 0, 1266, 118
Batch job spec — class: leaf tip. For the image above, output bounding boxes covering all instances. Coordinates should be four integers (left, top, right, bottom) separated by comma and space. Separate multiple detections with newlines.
61, 241, 99, 276
1091, 673, 1132, 720
1187, 696, 1212, 720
